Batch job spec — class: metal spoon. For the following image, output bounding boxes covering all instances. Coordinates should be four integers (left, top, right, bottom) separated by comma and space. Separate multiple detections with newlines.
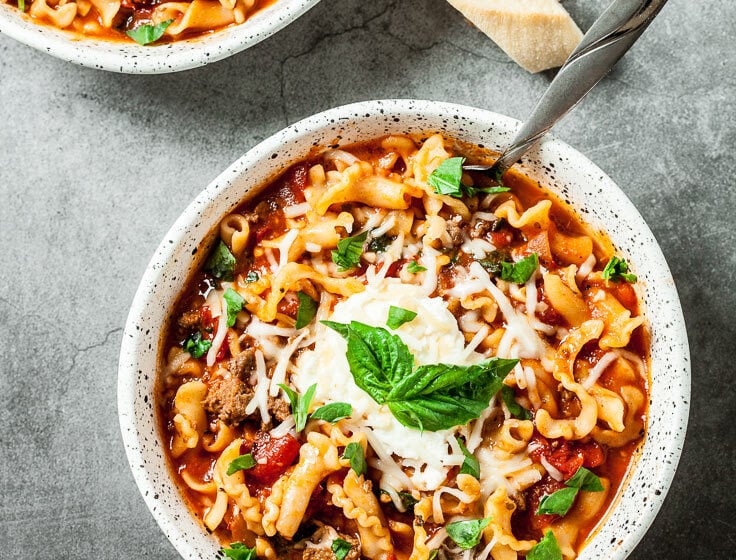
464, 0, 669, 178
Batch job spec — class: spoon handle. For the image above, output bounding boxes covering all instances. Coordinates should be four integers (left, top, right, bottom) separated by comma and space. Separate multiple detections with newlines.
480, 0, 668, 176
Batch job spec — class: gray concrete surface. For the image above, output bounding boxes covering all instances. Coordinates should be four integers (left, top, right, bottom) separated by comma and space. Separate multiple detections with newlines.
0, 0, 733, 557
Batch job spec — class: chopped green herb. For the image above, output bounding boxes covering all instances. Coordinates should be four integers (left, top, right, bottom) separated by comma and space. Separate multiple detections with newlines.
223, 288, 244, 327
501, 385, 532, 420
310, 402, 352, 423
526, 530, 563, 560
602, 256, 637, 283
322, 320, 518, 431
278, 383, 317, 432
205, 240, 236, 281
226, 454, 256, 476
536, 467, 604, 516
342, 442, 367, 477
446, 518, 491, 549
331, 538, 353, 560
428, 157, 510, 198
221, 542, 257, 560
428, 551, 438, 560
183, 332, 211, 359
478, 250, 510, 276
386, 306, 417, 329
368, 234, 392, 253
457, 437, 480, 479
295, 291, 318, 329
398, 491, 418, 510
566, 466, 604, 492
125, 19, 174, 46
537, 486, 579, 516
18, 0, 25, 11
380, 489, 419, 511
500, 253, 539, 284
331, 230, 368, 271
406, 260, 427, 273
245, 271, 259, 283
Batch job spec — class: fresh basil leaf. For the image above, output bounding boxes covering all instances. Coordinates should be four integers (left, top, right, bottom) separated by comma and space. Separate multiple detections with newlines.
457, 437, 480, 479
386, 306, 417, 329
368, 234, 392, 253
223, 288, 244, 327
342, 442, 367, 477
221, 542, 257, 560
429, 157, 465, 197
325, 321, 518, 432
331, 230, 368, 271
428, 157, 510, 198
500, 253, 538, 284
183, 332, 211, 359
501, 385, 532, 420
226, 454, 256, 475
205, 240, 236, 281
125, 19, 174, 46
331, 538, 353, 560
537, 486, 579, 516
278, 383, 316, 432
446, 518, 491, 549
322, 321, 414, 402
527, 530, 563, 560
602, 256, 637, 283
295, 291, 318, 329
245, 270, 259, 283
407, 260, 427, 273
565, 466, 604, 492
310, 402, 352, 423
386, 358, 516, 431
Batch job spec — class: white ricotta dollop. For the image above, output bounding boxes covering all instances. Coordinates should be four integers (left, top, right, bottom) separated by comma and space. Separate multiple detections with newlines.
293, 280, 484, 491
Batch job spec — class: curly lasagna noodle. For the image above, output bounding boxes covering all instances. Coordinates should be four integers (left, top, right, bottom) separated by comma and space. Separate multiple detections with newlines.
159, 134, 649, 560
4, 0, 273, 43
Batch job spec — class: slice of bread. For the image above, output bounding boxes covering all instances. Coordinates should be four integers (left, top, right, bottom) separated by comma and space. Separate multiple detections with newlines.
446, 0, 583, 73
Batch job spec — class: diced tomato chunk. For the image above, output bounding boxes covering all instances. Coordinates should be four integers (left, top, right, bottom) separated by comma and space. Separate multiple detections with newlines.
529, 435, 606, 479
491, 229, 514, 248
243, 432, 301, 485
200, 306, 214, 331
198, 305, 229, 361
380, 258, 404, 278
277, 292, 299, 319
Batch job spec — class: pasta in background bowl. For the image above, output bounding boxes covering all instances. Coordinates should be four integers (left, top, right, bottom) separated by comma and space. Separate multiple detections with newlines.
118, 99, 690, 559
0, 0, 319, 73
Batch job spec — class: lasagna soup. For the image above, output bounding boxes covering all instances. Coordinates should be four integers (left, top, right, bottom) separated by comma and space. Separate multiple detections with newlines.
4, 0, 274, 44
159, 134, 649, 560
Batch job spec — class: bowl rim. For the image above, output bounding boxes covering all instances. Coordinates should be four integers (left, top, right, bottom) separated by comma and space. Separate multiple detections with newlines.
118, 98, 690, 559
0, 0, 321, 74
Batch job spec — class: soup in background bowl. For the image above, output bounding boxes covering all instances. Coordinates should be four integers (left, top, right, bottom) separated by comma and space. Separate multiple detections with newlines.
0, 0, 319, 73
118, 99, 690, 560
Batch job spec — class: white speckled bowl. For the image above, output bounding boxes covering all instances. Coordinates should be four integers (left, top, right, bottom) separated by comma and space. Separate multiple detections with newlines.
118, 99, 690, 559
0, 0, 319, 73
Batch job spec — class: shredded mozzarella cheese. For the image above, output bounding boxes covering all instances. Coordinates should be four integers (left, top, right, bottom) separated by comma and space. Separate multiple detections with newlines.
277, 229, 299, 271
283, 202, 312, 218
